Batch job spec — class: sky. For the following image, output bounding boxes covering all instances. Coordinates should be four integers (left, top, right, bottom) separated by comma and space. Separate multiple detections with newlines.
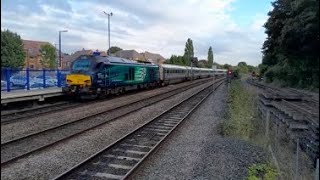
1, 0, 273, 66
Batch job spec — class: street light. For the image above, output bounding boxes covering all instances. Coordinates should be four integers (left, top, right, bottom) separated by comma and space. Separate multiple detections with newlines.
59, 30, 68, 69
103, 11, 113, 55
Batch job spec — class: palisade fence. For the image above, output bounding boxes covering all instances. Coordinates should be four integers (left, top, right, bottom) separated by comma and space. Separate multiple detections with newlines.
1, 68, 70, 92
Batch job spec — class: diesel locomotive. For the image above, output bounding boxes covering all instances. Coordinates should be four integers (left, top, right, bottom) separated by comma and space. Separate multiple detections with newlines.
63, 55, 226, 98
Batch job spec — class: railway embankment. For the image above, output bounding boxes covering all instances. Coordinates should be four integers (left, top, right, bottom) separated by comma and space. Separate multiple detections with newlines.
218, 79, 278, 180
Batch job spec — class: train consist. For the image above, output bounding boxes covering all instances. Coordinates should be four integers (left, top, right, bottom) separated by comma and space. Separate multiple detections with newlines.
63, 55, 227, 98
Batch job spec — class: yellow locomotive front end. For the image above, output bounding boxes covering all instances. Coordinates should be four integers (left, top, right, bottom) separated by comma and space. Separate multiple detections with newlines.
63, 74, 92, 95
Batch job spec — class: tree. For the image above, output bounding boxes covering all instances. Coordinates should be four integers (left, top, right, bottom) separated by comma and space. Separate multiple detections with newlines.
261, 0, 319, 88
1, 29, 25, 68
183, 38, 194, 66
107, 46, 122, 55
207, 46, 213, 68
223, 64, 232, 70
40, 43, 56, 69
168, 55, 185, 66
237, 61, 249, 74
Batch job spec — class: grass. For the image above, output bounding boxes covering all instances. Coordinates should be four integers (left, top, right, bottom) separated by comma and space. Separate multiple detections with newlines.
218, 79, 278, 180
247, 163, 278, 180
218, 80, 256, 140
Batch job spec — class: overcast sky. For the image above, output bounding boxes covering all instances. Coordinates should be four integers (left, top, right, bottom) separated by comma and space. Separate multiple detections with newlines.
1, 0, 272, 66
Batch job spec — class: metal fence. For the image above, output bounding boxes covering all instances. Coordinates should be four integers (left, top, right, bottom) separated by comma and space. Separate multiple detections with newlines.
1, 68, 70, 92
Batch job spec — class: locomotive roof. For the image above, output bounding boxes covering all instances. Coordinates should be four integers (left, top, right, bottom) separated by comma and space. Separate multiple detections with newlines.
77, 55, 158, 67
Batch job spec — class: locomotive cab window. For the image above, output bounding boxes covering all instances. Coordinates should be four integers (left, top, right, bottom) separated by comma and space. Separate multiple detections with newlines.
72, 60, 91, 72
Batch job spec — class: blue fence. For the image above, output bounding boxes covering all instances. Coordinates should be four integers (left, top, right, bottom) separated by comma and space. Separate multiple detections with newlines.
1, 68, 70, 92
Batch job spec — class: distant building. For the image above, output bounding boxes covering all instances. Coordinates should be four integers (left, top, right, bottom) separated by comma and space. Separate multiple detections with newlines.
61, 49, 108, 70
114, 50, 143, 61
22, 40, 52, 69
141, 51, 166, 64
60, 48, 166, 70
115, 50, 165, 64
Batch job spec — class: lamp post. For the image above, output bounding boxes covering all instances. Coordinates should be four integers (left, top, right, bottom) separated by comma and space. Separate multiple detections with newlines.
59, 30, 68, 69
103, 11, 113, 55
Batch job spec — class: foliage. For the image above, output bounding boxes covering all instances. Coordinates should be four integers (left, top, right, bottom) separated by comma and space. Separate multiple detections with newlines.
183, 38, 194, 66
237, 61, 249, 74
223, 64, 232, 70
1, 29, 26, 68
168, 55, 186, 66
40, 43, 56, 69
207, 46, 213, 68
107, 46, 122, 55
198, 60, 208, 68
261, 0, 319, 88
247, 164, 278, 180
219, 80, 255, 140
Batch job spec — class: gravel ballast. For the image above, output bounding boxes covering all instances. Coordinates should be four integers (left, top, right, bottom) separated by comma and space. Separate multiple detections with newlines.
1, 79, 209, 143
130, 83, 268, 180
1, 80, 214, 180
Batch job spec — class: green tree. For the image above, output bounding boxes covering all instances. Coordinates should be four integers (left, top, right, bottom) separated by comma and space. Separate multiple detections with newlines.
107, 46, 122, 55
40, 43, 56, 69
183, 38, 194, 66
1, 29, 26, 68
208, 46, 213, 68
262, 0, 319, 88
237, 61, 249, 74
223, 64, 232, 69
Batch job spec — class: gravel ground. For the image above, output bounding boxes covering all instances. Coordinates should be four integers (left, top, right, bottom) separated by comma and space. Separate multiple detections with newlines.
130, 82, 268, 180
1, 79, 209, 143
1, 80, 213, 180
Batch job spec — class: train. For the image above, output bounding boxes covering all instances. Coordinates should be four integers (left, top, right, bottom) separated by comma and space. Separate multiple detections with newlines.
62, 55, 227, 98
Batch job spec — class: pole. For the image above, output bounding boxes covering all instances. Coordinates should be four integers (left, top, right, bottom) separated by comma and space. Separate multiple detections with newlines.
295, 138, 299, 180
108, 14, 111, 55
54, 43, 58, 69
190, 59, 193, 80
104, 11, 113, 55
59, 31, 61, 69
315, 159, 319, 180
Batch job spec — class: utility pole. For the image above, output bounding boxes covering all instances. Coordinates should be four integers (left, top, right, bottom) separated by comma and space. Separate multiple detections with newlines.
103, 11, 113, 55
59, 30, 68, 69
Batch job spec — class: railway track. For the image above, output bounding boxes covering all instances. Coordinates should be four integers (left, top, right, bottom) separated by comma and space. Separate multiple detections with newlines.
0, 101, 77, 124
0, 78, 211, 125
249, 79, 319, 164
53, 79, 225, 180
1, 78, 224, 166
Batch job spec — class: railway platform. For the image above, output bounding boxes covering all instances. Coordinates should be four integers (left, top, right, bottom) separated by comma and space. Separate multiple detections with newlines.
1, 87, 63, 105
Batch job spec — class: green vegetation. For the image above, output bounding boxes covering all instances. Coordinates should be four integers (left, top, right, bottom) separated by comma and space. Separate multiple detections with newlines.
1, 29, 26, 68
219, 80, 278, 179
219, 80, 256, 140
40, 43, 56, 69
107, 46, 122, 55
207, 46, 213, 68
183, 38, 194, 66
261, 0, 319, 89
247, 164, 277, 180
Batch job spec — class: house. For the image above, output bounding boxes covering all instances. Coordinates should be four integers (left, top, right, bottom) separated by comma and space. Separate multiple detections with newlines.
22, 40, 53, 69
61, 49, 108, 70
114, 50, 144, 61
115, 50, 165, 64
141, 51, 166, 64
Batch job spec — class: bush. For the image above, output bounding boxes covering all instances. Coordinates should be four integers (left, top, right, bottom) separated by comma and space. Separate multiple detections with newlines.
247, 163, 277, 180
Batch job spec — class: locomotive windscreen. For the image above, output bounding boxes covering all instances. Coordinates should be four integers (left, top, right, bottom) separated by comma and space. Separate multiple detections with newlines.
72, 59, 91, 72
